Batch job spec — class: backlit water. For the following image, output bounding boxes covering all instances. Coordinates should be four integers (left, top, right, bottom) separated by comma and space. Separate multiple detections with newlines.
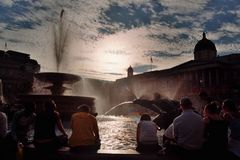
63, 115, 164, 150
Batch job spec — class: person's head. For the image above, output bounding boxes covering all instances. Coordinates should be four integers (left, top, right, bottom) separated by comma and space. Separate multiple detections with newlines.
180, 97, 193, 110
77, 104, 90, 113
23, 101, 36, 115
222, 99, 237, 113
204, 101, 219, 117
140, 114, 151, 121
199, 91, 208, 100
44, 100, 56, 113
153, 92, 161, 100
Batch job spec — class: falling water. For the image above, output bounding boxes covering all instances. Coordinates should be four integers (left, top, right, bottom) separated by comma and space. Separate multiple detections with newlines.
53, 9, 70, 72
104, 101, 133, 115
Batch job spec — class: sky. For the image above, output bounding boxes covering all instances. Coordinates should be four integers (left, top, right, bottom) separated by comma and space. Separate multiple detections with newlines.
0, 0, 239, 81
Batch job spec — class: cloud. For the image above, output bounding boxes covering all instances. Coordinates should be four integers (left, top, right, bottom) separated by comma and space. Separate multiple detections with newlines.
0, 0, 14, 7
147, 50, 183, 58
133, 64, 157, 73
160, 0, 209, 14
98, 2, 154, 34
96, 1, 171, 35
219, 23, 240, 33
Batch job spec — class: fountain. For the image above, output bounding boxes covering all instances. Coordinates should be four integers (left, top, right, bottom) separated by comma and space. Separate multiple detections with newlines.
18, 9, 95, 120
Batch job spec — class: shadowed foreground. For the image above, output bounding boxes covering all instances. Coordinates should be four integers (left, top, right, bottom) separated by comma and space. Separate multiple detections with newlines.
23, 147, 181, 160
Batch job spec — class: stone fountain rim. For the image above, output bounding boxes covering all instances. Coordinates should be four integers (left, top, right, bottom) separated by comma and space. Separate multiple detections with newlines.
34, 72, 81, 84
18, 94, 95, 101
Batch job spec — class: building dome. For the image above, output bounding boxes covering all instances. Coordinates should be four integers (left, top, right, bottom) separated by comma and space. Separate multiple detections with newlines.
194, 32, 216, 52
194, 32, 217, 60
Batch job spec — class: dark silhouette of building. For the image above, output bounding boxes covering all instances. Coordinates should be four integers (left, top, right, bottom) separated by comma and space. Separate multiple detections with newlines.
0, 50, 40, 103
111, 32, 240, 112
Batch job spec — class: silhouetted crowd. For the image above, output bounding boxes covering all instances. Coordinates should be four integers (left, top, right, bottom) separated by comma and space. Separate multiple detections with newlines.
0, 100, 100, 160
0, 94, 240, 160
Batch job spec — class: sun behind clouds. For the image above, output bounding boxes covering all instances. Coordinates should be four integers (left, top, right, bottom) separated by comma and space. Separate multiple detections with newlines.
94, 35, 132, 75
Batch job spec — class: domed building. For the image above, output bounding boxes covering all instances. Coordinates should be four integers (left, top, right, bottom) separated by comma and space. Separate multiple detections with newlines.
194, 32, 217, 60
112, 32, 240, 112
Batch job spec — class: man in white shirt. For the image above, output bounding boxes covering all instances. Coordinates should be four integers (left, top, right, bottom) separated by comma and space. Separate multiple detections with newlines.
163, 97, 204, 159
173, 97, 204, 150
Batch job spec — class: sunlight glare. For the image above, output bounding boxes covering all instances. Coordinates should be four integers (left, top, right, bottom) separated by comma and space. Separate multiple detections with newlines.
95, 35, 131, 74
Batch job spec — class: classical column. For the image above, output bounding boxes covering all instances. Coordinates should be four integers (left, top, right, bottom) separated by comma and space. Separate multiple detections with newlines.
208, 70, 212, 87
201, 70, 205, 87
216, 68, 219, 86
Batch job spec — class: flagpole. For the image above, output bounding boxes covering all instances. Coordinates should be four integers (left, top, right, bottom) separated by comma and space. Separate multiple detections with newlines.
151, 62, 152, 71
150, 56, 153, 71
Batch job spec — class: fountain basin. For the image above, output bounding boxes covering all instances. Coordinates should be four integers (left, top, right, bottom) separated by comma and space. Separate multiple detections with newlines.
35, 72, 81, 84
18, 94, 95, 120
34, 72, 81, 95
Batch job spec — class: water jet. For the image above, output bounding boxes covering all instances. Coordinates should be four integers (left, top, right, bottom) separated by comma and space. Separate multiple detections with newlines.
18, 9, 95, 120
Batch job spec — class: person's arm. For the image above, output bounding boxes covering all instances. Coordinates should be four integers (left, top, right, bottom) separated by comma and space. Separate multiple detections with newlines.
92, 117, 100, 146
92, 117, 100, 140
172, 122, 178, 142
164, 123, 174, 140
55, 112, 68, 137
0, 112, 7, 138
136, 123, 140, 143
11, 111, 20, 141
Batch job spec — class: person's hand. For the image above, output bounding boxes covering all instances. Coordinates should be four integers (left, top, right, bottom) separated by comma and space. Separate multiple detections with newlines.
18, 142, 24, 148
95, 138, 101, 145
223, 112, 232, 121
203, 117, 209, 123
63, 133, 68, 138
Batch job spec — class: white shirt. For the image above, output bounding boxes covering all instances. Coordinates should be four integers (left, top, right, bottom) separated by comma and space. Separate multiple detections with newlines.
164, 123, 174, 139
173, 110, 204, 150
138, 121, 158, 144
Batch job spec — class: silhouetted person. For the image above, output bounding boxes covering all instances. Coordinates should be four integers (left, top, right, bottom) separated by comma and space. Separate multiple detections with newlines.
69, 105, 100, 152
34, 100, 68, 153
168, 97, 205, 159
6, 101, 36, 160
10, 102, 36, 145
203, 102, 228, 158
222, 99, 240, 159
0, 98, 7, 140
0, 98, 8, 159
136, 114, 161, 153
199, 91, 213, 114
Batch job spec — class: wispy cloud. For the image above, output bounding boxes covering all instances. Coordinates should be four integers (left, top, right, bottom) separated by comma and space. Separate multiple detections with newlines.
0, 0, 14, 7
160, 0, 209, 14
133, 64, 157, 73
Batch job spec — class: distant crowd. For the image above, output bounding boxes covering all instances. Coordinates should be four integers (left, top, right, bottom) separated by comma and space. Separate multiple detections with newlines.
0, 93, 240, 160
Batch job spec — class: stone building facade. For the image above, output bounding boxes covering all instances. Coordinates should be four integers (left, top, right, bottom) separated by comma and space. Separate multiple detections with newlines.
110, 33, 240, 112
0, 50, 40, 103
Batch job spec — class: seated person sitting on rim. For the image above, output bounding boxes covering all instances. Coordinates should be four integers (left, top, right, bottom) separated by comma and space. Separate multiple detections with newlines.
136, 113, 162, 153
34, 100, 68, 153
164, 97, 205, 159
69, 104, 100, 152
6, 101, 36, 160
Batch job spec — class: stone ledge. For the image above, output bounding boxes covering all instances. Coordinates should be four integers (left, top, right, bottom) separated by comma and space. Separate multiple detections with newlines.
24, 147, 179, 160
